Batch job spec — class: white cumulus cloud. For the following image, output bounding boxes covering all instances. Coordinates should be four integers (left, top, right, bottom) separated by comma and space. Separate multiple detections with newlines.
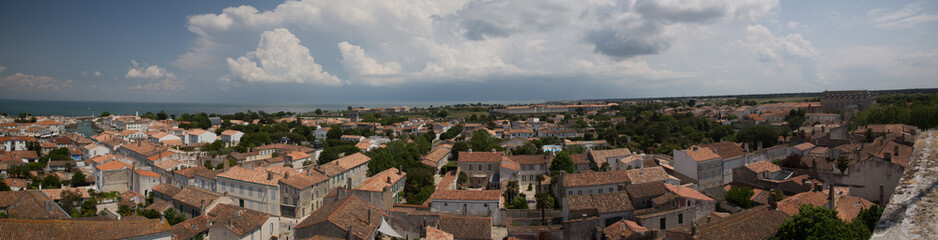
0, 66, 74, 91
125, 60, 184, 91
226, 28, 343, 85
734, 24, 819, 63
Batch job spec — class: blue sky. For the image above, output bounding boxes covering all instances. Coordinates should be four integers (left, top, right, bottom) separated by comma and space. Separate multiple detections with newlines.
1, 0, 936, 103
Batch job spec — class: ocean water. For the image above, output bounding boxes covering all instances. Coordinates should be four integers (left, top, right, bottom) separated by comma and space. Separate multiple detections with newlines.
0, 99, 527, 117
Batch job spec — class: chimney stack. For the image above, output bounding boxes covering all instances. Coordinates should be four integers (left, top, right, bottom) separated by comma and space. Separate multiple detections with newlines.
267, 171, 273, 181
879, 184, 885, 205
894, 146, 899, 156
691, 222, 697, 237
768, 190, 778, 210
828, 184, 836, 209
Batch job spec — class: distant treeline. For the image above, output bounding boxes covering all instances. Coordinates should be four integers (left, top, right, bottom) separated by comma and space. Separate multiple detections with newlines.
583, 88, 938, 102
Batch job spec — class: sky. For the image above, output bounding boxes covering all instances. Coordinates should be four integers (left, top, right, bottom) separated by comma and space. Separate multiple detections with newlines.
0, 0, 936, 104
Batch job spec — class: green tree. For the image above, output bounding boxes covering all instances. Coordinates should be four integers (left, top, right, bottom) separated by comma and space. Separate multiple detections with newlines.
326, 127, 343, 140
71, 171, 88, 187
163, 209, 187, 226
535, 192, 554, 224
315, 109, 323, 115
0, 178, 10, 191
457, 171, 468, 188
118, 204, 135, 216
507, 195, 529, 209
504, 180, 520, 200
736, 125, 781, 147
725, 186, 755, 208
59, 189, 84, 215
549, 151, 575, 173
776, 204, 870, 240
854, 205, 883, 233
157, 110, 169, 120
41, 175, 62, 189
99, 112, 110, 117
836, 155, 850, 174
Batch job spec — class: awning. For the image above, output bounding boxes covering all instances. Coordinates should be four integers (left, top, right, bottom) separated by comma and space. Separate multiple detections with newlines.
377, 218, 403, 238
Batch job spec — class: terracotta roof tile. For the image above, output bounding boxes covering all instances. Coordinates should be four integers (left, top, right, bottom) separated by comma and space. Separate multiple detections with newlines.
745, 160, 781, 173
624, 166, 670, 184
438, 215, 491, 240
684, 146, 721, 162
355, 167, 406, 192
173, 187, 223, 208
0, 218, 172, 239
562, 170, 630, 188
566, 191, 634, 213
625, 182, 669, 199
603, 219, 650, 239
95, 160, 131, 171
295, 195, 386, 240
207, 204, 272, 236
458, 151, 503, 162
703, 141, 747, 159
153, 183, 183, 198
431, 189, 503, 201
668, 205, 788, 240
217, 166, 283, 186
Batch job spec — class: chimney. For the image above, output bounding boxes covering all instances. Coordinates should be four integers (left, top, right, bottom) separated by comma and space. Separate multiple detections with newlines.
491, 148, 495, 153
691, 222, 697, 237
346, 177, 352, 190
744, 142, 750, 152
884, 153, 892, 162
267, 171, 274, 181
692, 146, 698, 151
200, 200, 206, 216
758, 141, 763, 150
468, 148, 472, 153
366, 209, 371, 225
879, 184, 885, 205
768, 190, 778, 209
828, 184, 836, 209
894, 145, 899, 156
386, 176, 392, 184
398, 166, 403, 175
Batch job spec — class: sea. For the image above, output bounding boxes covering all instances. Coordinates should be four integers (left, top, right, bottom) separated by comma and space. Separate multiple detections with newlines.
0, 99, 532, 117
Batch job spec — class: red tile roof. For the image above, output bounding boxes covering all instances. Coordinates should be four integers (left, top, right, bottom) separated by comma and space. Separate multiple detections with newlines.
355, 167, 406, 192
745, 160, 781, 173
95, 160, 131, 171
0, 218, 172, 239
562, 170, 630, 188
430, 190, 503, 201
684, 146, 721, 162
458, 152, 503, 162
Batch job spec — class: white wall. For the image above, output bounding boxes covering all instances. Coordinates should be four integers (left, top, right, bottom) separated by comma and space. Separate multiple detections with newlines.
430, 199, 500, 216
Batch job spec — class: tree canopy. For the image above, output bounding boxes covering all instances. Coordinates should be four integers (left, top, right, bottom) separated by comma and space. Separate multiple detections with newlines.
776, 204, 870, 240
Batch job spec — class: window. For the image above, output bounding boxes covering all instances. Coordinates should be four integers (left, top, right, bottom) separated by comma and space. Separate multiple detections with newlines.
240, 185, 244, 195
469, 164, 473, 171
609, 187, 614, 192
249, 186, 253, 197
568, 191, 573, 195
678, 214, 684, 224
578, 190, 582, 195
488, 164, 492, 171
599, 189, 603, 193
660, 218, 666, 230
478, 164, 482, 171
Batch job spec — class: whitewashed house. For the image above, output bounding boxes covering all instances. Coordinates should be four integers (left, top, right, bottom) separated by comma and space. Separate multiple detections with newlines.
185, 129, 217, 145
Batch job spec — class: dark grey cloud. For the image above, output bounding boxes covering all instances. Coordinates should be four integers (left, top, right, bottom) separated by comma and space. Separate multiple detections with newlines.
586, 25, 671, 58
634, 1, 726, 24
585, 0, 729, 58
457, 0, 571, 40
